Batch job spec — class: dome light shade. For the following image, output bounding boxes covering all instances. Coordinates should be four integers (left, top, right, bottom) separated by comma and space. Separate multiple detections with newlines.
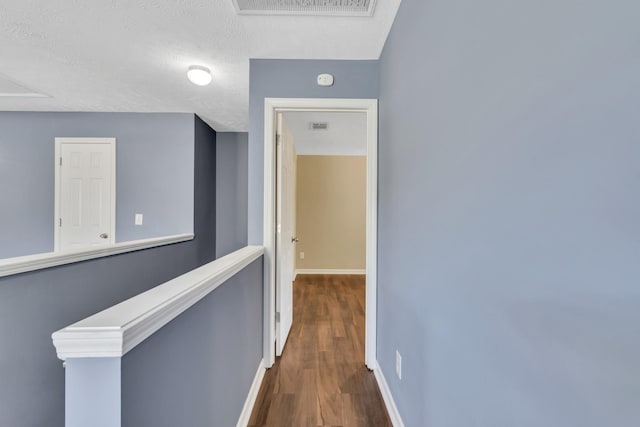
187, 65, 212, 86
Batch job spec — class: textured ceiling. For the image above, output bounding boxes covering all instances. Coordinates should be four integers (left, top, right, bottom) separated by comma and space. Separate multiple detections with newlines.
283, 111, 366, 156
0, 0, 400, 131
0, 73, 47, 97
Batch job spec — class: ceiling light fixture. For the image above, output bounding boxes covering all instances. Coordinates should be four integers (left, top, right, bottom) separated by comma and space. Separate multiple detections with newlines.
187, 65, 212, 86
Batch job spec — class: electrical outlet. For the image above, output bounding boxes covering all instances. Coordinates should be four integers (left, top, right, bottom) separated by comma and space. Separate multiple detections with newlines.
300, 251, 305, 260
396, 350, 402, 380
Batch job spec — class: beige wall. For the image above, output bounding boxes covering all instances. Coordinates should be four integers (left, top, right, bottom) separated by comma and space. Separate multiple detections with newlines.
295, 155, 366, 271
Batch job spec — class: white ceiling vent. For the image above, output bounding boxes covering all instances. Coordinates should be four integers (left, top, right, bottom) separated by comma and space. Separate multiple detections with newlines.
310, 122, 329, 130
231, 0, 377, 16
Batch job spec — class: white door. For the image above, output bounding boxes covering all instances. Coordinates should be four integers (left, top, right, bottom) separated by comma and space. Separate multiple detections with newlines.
55, 138, 116, 251
275, 114, 297, 356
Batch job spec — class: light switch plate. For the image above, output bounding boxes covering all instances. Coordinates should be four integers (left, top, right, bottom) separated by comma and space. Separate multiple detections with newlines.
135, 214, 143, 225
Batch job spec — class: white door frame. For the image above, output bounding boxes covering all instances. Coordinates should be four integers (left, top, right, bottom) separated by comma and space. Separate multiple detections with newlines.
54, 137, 117, 251
263, 98, 378, 369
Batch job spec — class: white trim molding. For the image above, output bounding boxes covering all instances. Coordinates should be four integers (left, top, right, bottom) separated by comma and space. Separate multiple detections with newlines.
0, 233, 194, 278
263, 98, 378, 370
236, 359, 266, 427
295, 269, 366, 275
52, 246, 264, 360
374, 361, 406, 427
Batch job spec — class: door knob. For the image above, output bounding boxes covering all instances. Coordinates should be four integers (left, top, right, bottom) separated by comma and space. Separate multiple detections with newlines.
291, 237, 299, 243
99, 233, 109, 239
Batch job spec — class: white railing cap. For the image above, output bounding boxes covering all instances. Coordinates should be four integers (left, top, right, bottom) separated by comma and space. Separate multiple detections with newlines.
52, 245, 263, 360
0, 234, 194, 278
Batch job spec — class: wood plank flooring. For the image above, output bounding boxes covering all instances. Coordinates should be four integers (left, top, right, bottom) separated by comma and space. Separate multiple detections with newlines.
248, 274, 392, 427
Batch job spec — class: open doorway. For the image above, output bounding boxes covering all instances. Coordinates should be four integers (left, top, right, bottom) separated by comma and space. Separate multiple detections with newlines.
287, 111, 367, 278
263, 98, 378, 370
275, 110, 367, 359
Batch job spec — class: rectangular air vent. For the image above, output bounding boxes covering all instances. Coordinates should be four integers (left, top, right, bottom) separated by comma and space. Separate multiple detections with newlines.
231, 0, 376, 16
310, 122, 329, 130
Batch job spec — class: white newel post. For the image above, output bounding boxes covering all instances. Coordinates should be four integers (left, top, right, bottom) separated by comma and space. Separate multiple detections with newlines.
64, 358, 121, 427
51, 246, 264, 427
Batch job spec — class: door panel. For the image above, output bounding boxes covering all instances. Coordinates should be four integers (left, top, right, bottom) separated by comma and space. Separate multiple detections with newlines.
276, 116, 296, 356
58, 141, 115, 251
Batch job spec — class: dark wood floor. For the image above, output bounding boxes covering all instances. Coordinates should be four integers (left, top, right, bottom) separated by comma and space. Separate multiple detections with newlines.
248, 274, 392, 427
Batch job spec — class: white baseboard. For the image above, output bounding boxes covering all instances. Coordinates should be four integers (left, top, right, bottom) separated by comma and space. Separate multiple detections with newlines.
236, 358, 266, 427
295, 269, 366, 276
374, 361, 405, 427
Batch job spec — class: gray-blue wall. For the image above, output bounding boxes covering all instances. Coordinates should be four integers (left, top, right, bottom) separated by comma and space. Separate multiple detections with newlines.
248, 59, 379, 244
216, 132, 248, 258
194, 116, 217, 265
0, 115, 216, 427
122, 257, 263, 427
0, 112, 195, 259
378, 1, 640, 426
